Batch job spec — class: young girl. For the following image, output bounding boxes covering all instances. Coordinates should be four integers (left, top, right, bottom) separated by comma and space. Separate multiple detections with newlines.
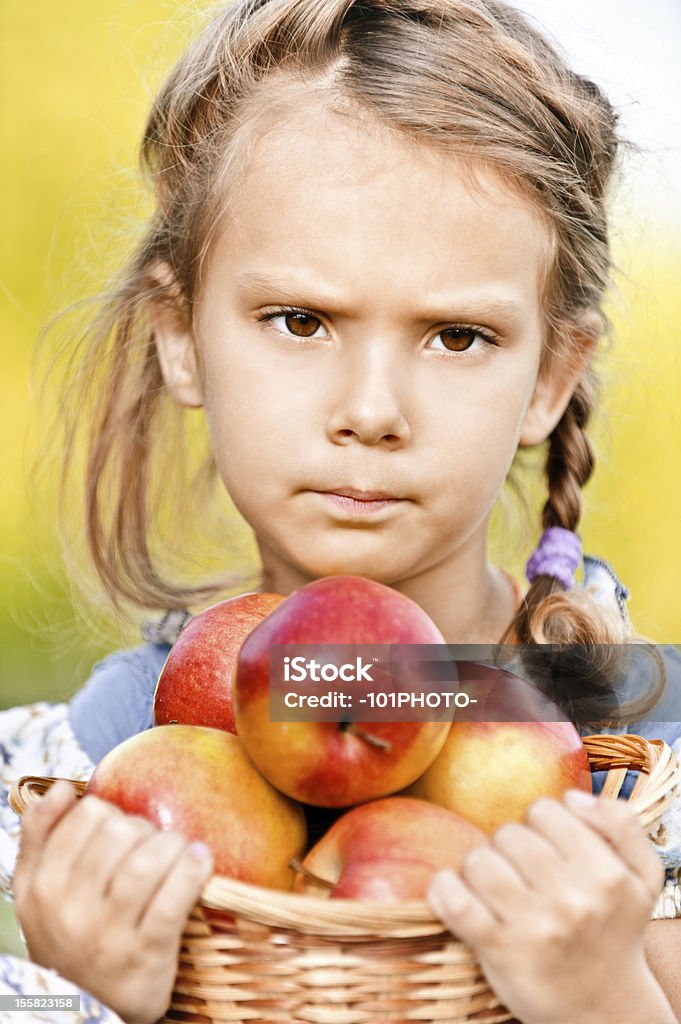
1, 0, 680, 1021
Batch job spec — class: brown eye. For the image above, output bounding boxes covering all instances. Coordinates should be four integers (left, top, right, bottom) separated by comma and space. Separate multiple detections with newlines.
438, 328, 478, 352
283, 312, 321, 338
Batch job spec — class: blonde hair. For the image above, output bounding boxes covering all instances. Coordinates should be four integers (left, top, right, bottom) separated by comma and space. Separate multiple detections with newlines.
54, 0, 663, 720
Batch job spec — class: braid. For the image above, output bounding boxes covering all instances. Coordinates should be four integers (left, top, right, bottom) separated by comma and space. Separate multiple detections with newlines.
503, 369, 607, 647
502, 370, 665, 726
542, 379, 595, 532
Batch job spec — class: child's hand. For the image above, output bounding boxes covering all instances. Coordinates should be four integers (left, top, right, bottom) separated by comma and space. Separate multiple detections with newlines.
428, 790, 668, 1024
12, 779, 214, 1024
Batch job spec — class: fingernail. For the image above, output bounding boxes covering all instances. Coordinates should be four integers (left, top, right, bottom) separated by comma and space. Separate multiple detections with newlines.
428, 869, 466, 915
187, 841, 212, 862
429, 869, 460, 898
565, 788, 597, 810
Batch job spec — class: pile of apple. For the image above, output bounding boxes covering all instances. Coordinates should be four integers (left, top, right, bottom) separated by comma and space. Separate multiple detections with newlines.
86, 576, 592, 902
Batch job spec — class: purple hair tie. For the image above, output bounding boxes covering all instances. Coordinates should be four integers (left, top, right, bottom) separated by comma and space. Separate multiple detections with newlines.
525, 527, 582, 590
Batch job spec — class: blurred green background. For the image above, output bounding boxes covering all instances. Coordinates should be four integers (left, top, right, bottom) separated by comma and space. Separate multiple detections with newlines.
1, 0, 680, 954
2, 1, 210, 718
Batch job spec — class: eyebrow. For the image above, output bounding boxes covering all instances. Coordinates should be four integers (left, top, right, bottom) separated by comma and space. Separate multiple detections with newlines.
236, 270, 525, 325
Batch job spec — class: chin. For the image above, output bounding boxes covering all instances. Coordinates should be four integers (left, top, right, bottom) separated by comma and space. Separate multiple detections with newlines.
287, 541, 415, 585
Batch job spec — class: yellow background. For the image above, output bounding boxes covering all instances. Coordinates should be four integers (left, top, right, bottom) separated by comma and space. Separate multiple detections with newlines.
1, 0, 680, 720
0, 0, 680, 957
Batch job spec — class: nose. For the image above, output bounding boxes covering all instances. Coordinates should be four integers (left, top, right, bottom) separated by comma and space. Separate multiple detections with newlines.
325, 342, 412, 448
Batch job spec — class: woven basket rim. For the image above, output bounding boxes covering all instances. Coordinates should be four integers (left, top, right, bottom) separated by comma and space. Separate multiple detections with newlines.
8, 732, 679, 937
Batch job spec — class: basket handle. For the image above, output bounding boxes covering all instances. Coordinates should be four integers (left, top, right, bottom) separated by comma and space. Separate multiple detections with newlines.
581, 733, 680, 831
9, 736, 679, 830
8, 776, 87, 815
6, 738, 680, 936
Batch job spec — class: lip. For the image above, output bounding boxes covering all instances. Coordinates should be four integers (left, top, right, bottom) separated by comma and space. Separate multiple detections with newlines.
312, 489, 406, 517
318, 488, 403, 501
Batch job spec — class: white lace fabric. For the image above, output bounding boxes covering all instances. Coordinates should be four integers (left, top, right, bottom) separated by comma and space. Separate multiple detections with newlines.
0, 703, 95, 900
0, 954, 124, 1023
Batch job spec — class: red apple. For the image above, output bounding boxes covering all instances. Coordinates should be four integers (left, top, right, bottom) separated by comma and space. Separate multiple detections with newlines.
404, 663, 592, 833
153, 592, 284, 732
234, 575, 451, 807
85, 724, 307, 889
293, 796, 488, 901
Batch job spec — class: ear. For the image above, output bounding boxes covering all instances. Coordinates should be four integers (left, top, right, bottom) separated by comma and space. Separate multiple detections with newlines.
148, 262, 204, 408
519, 314, 600, 447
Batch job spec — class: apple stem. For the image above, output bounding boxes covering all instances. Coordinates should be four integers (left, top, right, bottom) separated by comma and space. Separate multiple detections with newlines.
289, 858, 336, 890
345, 724, 392, 752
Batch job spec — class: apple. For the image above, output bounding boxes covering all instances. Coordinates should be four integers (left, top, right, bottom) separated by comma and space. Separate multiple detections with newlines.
451, 660, 582, 724
85, 724, 307, 889
404, 662, 592, 833
234, 575, 451, 807
153, 592, 284, 732
293, 796, 488, 901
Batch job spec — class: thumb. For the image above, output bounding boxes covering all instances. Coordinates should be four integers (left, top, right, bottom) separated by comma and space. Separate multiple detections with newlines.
14, 779, 80, 881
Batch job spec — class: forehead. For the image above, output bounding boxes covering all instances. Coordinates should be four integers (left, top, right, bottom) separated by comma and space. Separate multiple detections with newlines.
203, 84, 552, 309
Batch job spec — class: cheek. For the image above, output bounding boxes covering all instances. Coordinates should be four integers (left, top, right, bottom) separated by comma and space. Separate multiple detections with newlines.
200, 345, 304, 477
201, 322, 318, 413
429, 367, 537, 450
424, 366, 538, 505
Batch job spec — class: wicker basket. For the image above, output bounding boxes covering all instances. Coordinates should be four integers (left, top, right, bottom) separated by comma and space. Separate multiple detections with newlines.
9, 733, 680, 1024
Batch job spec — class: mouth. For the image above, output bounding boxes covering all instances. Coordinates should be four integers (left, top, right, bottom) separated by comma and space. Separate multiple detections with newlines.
312, 488, 407, 517
317, 487, 404, 502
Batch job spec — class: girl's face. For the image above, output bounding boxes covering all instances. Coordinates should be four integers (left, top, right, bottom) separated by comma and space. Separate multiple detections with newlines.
155, 91, 586, 597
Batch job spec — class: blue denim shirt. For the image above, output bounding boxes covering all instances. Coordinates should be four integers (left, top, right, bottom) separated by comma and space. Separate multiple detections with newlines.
68, 642, 172, 764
